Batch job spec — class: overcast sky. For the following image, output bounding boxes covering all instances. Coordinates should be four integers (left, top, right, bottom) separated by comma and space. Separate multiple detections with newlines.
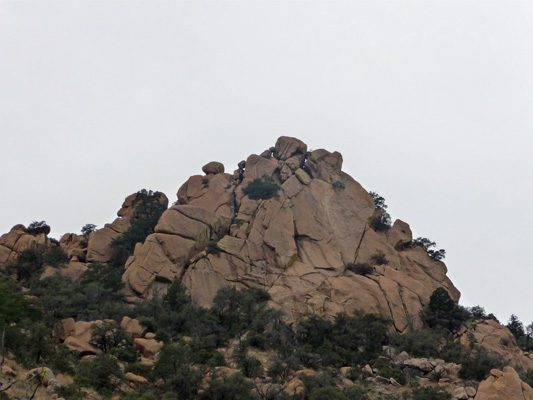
1, 1, 532, 326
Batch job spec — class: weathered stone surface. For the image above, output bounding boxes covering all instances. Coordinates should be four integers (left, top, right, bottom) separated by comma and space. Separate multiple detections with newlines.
62, 320, 101, 355
202, 161, 225, 175
0, 225, 49, 266
134, 338, 164, 358
475, 366, 533, 400
121, 316, 146, 338
125, 372, 148, 384
85, 137, 465, 334
283, 377, 305, 396
86, 217, 131, 263
273, 136, 307, 161
403, 358, 434, 373
458, 320, 533, 371
453, 387, 468, 399
40, 261, 87, 282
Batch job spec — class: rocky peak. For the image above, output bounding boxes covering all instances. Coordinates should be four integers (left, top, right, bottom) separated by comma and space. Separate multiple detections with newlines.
122, 136, 460, 332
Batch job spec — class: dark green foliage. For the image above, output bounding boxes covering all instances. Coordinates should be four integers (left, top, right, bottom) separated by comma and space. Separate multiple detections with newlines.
344, 385, 370, 400
154, 340, 218, 399
30, 275, 130, 322
90, 321, 137, 362
79, 262, 123, 292
346, 263, 374, 276
25, 221, 50, 235
75, 353, 124, 395
207, 241, 222, 256
0, 278, 37, 325
410, 386, 451, 400
291, 311, 391, 368
459, 348, 503, 380
369, 250, 389, 266
110, 189, 167, 266
423, 288, 469, 332
81, 223, 97, 235
392, 329, 442, 359
373, 358, 405, 385
200, 372, 256, 400
506, 314, 525, 339
369, 192, 392, 231
211, 286, 272, 342
233, 344, 263, 378
42, 246, 69, 266
332, 181, 345, 191
309, 386, 347, 400
522, 369, 533, 388
53, 383, 86, 400
411, 237, 446, 260
10, 248, 43, 283
242, 176, 280, 200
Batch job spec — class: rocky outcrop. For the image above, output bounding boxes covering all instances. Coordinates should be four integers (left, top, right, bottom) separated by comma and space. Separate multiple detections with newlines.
122, 137, 460, 331
0, 224, 49, 267
474, 366, 533, 400
458, 320, 533, 371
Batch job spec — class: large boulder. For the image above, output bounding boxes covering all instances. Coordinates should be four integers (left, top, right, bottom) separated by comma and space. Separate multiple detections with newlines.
475, 366, 533, 400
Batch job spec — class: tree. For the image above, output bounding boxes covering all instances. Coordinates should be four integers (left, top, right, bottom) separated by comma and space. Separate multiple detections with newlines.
25, 221, 50, 235
411, 237, 446, 260
423, 288, 469, 331
368, 192, 391, 231
81, 224, 97, 236
506, 315, 525, 340
79, 262, 123, 292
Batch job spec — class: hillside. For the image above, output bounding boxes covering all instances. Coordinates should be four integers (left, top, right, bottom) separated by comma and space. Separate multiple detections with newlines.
1, 137, 532, 400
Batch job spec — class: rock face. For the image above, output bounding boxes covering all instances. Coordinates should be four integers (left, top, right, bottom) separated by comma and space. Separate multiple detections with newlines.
0, 224, 49, 267
458, 320, 533, 371
474, 366, 533, 400
122, 137, 460, 331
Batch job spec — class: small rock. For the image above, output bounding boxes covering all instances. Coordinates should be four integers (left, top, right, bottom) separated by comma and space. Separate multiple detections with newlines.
453, 387, 468, 399
125, 372, 148, 384
465, 386, 476, 397
389, 377, 402, 387
490, 368, 502, 377
202, 161, 225, 175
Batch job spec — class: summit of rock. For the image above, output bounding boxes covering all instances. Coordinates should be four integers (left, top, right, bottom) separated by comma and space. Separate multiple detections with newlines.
121, 136, 459, 332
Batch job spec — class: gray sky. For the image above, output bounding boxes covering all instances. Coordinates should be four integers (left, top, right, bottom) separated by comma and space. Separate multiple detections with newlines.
1, 1, 532, 326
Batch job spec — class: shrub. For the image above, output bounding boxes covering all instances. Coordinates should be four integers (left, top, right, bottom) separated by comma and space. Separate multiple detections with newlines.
242, 176, 280, 200
522, 369, 533, 388
332, 181, 345, 191
411, 237, 446, 260
42, 246, 69, 266
25, 221, 50, 235
368, 192, 392, 231
81, 223, 97, 235
369, 250, 389, 266
423, 288, 469, 332
459, 348, 503, 380
207, 241, 222, 256
346, 262, 374, 276
79, 262, 124, 292
411, 386, 451, 400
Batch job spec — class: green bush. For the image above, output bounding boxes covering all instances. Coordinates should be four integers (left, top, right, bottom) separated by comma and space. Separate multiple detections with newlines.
25, 221, 50, 235
423, 288, 469, 332
410, 386, 451, 400
332, 181, 345, 191
242, 176, 280, 200
369, 250, 389, 266
79, 262, 124, 292
368, 192, 391, 231
459, 348, 503, 380
346, 262, 374, 276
